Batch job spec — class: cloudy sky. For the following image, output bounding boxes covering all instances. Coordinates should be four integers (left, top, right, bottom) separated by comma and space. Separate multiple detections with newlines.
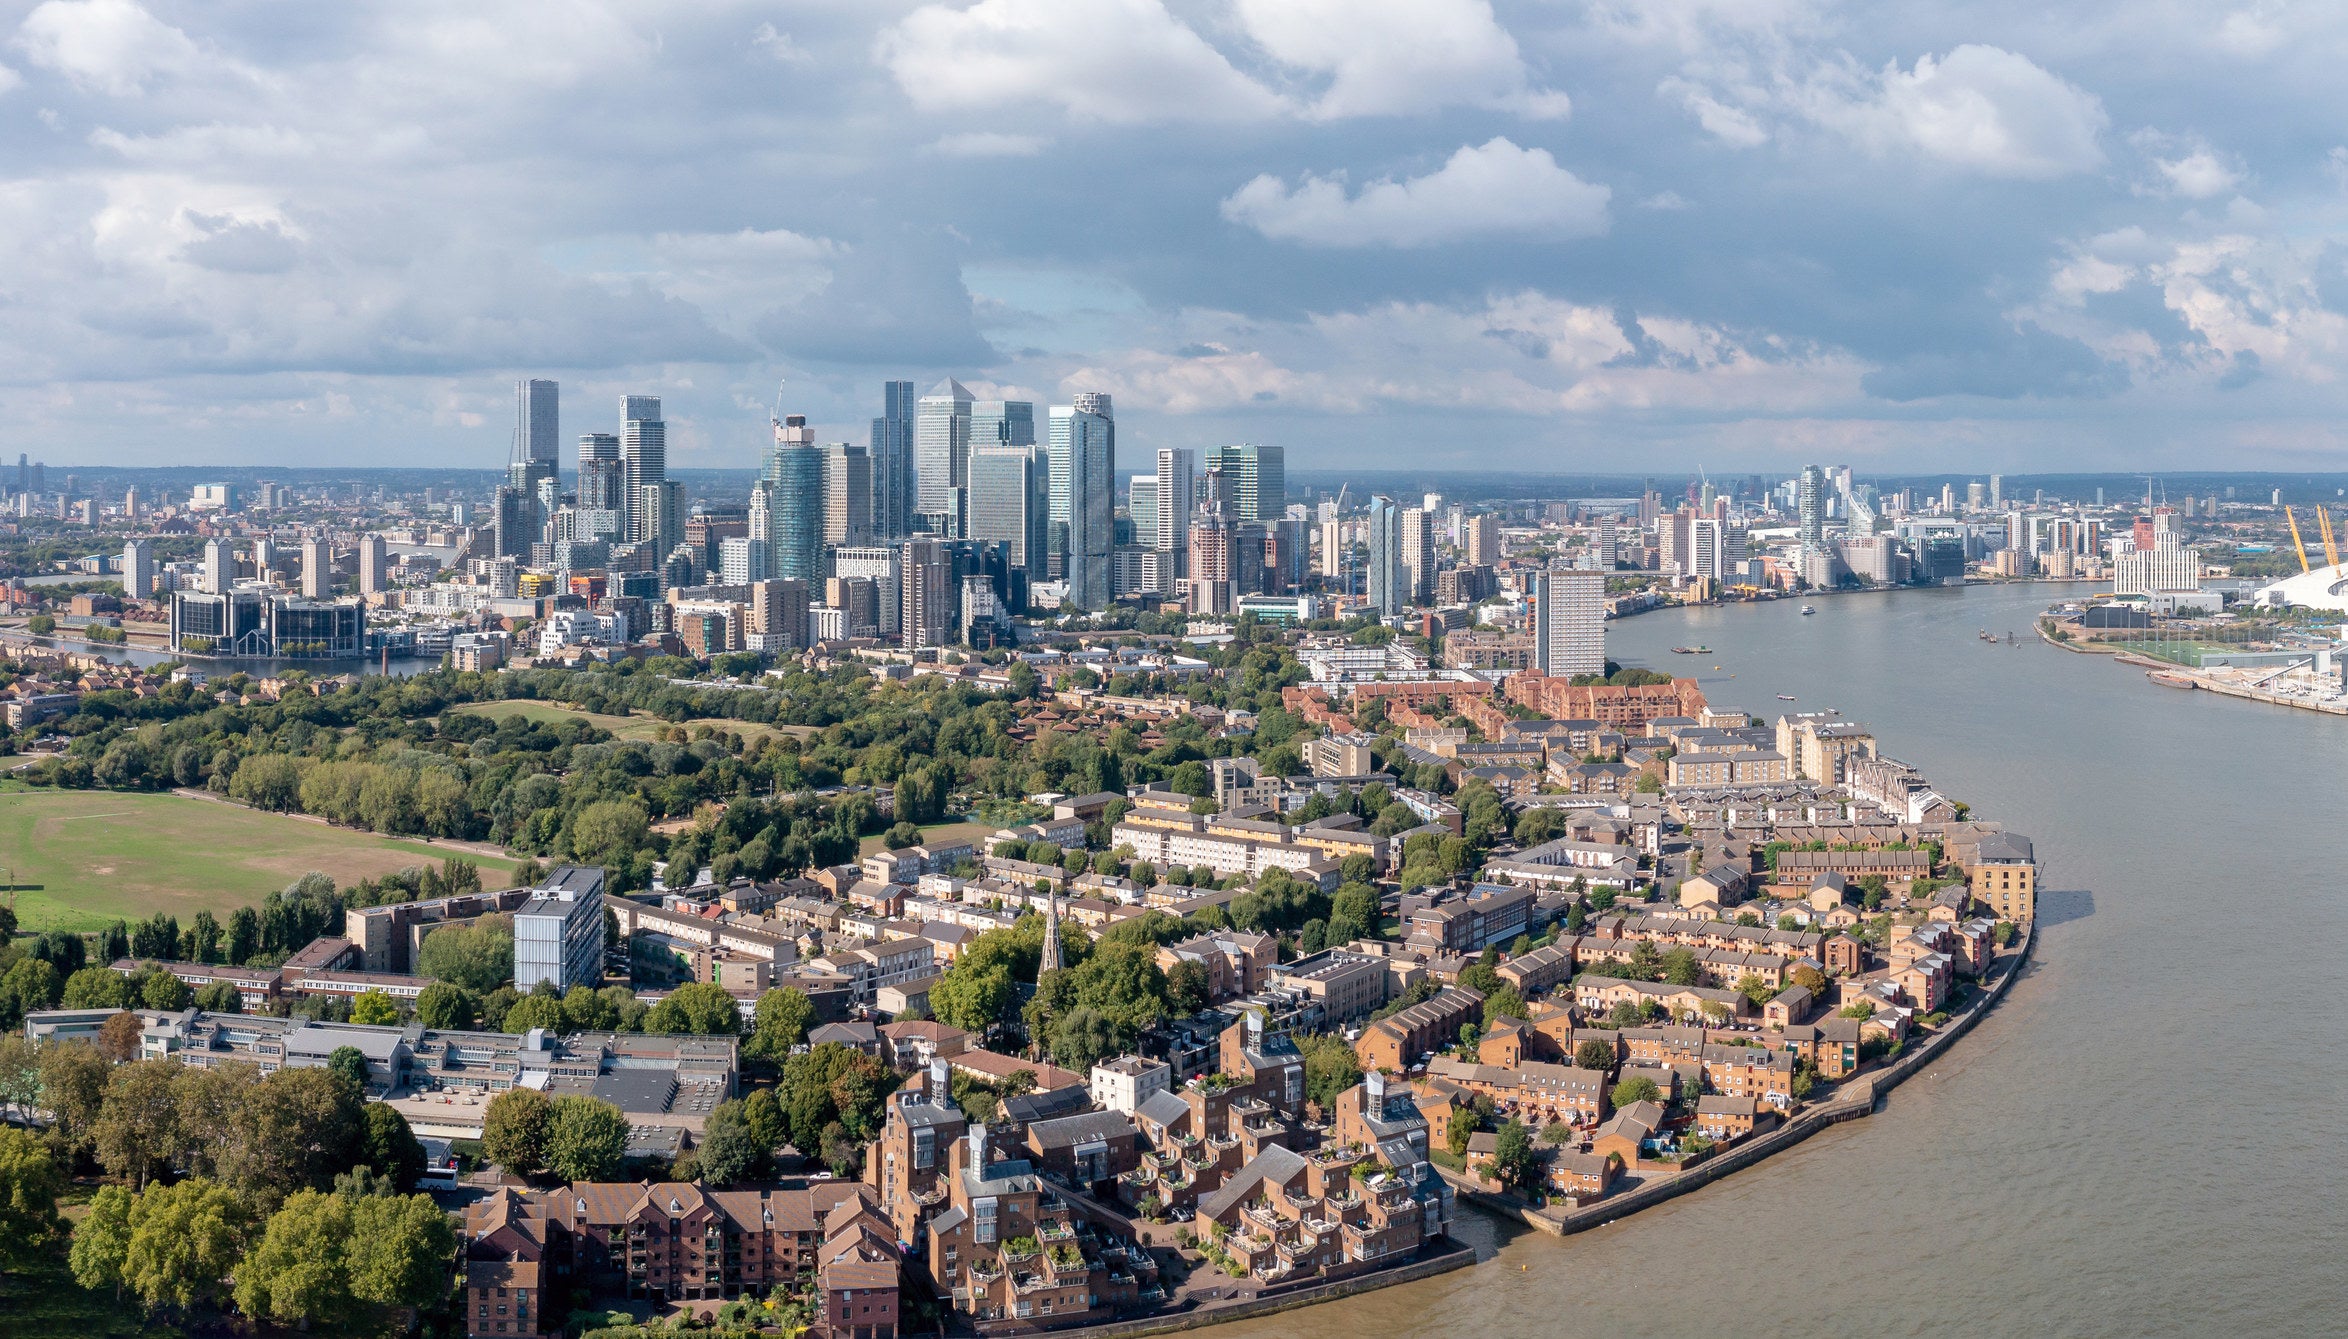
6, 0, 2348, 474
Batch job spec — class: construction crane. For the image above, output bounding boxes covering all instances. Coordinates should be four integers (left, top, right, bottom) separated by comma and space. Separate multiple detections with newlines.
2286, 507, 2312, 574
2322, 506, 2343, 572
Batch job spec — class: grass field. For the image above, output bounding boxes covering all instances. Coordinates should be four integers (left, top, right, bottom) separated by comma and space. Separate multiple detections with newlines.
0, 1189, 178, 1339
858, 818, 998, 858
0, 789, 520, 933
450, 699, 814, 743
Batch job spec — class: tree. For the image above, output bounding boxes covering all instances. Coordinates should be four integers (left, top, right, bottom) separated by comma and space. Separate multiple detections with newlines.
327, 1045, 371, 1094
0, 1126, 67, 1273
1295, 1032, 1363, 1112
502, 995, 564, 1034
415, 916, 514, 993
1539, 1121, 1576, 1145
1661, 947, 1701, 987
746, 986, 815, 1062
360, 1103, 427, 1192
1573, 1039, 1616, 1072
61, 965, 130, 1010
98, 1009, 145, 1062
35, 1041, 111, 1153
930, 962, 1015, 1041
349, 990, 400, 1026
1611, 1076, 1661, 1109
545, 1095, 630, 1182
221, 1068, 367, 1208
70, 1185, 134, 1296
696, 1097, 772, 1185
191, 980, 242, 1013
882, 820, 922, 850
1491, 1118, 1541, 1194
1164, 959, 1210, 1017
94, 1059, 187, 1189
0, 958, 61, 1029
645, 981, 743, 1035
120, 1178, 253, 1316
234, 1189, 357, 1328
1482, 985, 1528, 1025
481, 1087, 552, 1176
1050, 1006, 1120, 1076
346, 1193, 457, 1311
414, 980, 477, 1030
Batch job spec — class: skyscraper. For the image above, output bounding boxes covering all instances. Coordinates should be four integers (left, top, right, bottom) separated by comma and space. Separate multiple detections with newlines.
1797, 464, 1826, 551
870, 380, 916, 539
1399, 507, 1434, 603
1366, 495, 1403, 617
1534, 567, 1605, 677
300, 536, 332, 598
507, 380, 560, 542
1154, 449, 1195, 577
1464, 513, 1500, 568
122, 539, 154, 600
901, 538, 954, 650
970, 445, 1048, 600
1128, 475, 1159, 550
915, 379, 973, 534
622, 396, 665, 546
577, 433, 623, 511
358, 534, 388, 595
970, 400, 1035, 451
764, 414, 825, 583
1073, 391, 1114, 492
203, 538, 234, 594
1048, 403, 1114, 611
821, 443, 873, 547
1204, 444, 1284, 523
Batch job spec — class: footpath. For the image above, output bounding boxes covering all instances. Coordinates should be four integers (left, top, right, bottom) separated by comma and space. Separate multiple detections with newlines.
1441, 923, 2037, 1236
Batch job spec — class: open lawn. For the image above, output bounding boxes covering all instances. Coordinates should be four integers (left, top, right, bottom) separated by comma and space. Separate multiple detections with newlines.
0, 789, 519, 933
858, 818, 998, 858
449, 699, 814, 744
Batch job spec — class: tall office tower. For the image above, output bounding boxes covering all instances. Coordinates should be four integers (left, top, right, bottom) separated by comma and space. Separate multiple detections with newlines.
1204, 443, 1284, 523
1797, 464, 1827, 550
358, 534, 388, 595
1128, 475, 1160, 550
1317, 518, 1346, 579
1464, 513, 1500, 567
1990, 474, 2004, 510
1072, 391, 1114, 491
1366, 496, 1403, 616
1048, 403, 1114, 610
970, 445, 1048, 601
870, 380, 916, 539
203, 538, 234, 594
833, 545, 903, 637
1398, 507, 1434, 602
123, 487, 141, 521
821, 443, 872, 547
250, 538, 275, 584
1592, 522, 1619, 570
638, 481, 684, 572
492, 486, 530, 561
1198, 466, 1228, 518
763, 413, 825, 583
971, 400, 1035, 451
1154, 449, 1195, 575
900, 538, 954, 650
1534, 566, 1606, 677
1966, 481, 1987, 511
577, 433, 623, 511
509, 379, 560, 512
122, 539, 154, 599
300, 536, 332, 598
1186, 512, 1236, 614
1687, 517, 1723, 580
915, 379, 973, 533
747, 481, 774, 580
621, 395, 665, 544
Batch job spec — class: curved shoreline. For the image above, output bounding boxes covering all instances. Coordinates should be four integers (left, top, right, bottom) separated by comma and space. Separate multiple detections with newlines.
1437, 921, 2035, 1237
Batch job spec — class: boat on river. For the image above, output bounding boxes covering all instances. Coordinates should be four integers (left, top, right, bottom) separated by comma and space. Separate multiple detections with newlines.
1800, 605, 1816, 615
1670, 645, 1711, 654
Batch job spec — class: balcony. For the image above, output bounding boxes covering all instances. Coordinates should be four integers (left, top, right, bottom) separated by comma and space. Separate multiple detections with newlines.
1037, 1221, 1076, 1243
966, 1259, 1005, 1283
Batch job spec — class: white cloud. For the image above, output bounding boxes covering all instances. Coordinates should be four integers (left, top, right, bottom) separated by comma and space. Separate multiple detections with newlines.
1661, 76, 1770, 146
1230, 0, 1569, 120
1221, 138, 1609, 248
2130, 133, 2243, 199
751, 22, 811, 66
875, 0, 1288, 124
1800, 46, 2107, 179
1059, 290, 1862, 417
15, 0, 210, 96
0, 63, 22, 95
928, 131, 1048, 158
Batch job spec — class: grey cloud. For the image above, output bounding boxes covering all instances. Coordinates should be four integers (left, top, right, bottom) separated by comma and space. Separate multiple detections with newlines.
1860, 324, 2127, 401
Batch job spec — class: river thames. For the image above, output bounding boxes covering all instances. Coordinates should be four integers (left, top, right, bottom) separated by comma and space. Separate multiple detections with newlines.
1216, 580, 2348, 1337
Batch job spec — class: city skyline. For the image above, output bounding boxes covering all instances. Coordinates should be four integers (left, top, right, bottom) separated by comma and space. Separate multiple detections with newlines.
5, 2, 2347, 472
